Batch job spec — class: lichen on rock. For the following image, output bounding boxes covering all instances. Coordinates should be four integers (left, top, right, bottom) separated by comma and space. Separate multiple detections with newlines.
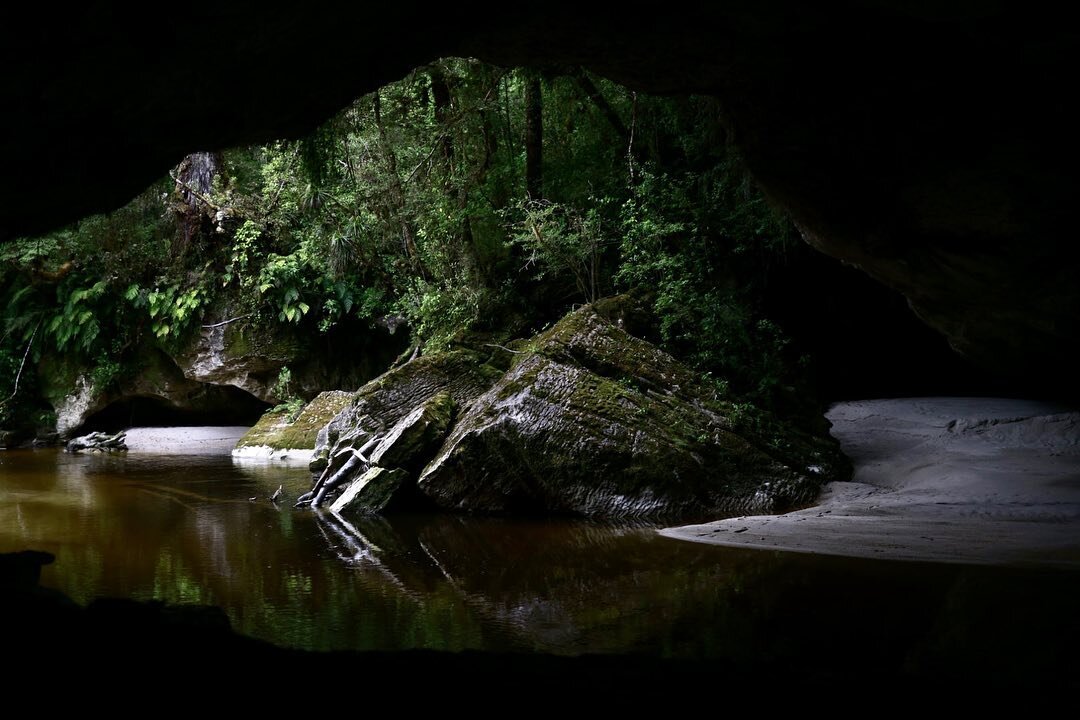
53, 374, 100, 440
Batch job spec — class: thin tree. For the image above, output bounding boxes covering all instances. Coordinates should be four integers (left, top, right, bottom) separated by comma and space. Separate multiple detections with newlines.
523, 69, 543, 201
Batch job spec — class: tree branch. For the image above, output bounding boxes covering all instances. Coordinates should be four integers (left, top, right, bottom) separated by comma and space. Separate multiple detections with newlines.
169, 171, 222, 212
573, 70, 628, 139
201, 314, 250, 329
405, 139, 447, 184
1, 321, 39, 408
483, 343, 526, 355
627, 91, 638, 185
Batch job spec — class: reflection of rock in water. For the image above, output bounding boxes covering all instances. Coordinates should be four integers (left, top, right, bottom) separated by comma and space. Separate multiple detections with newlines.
312, 511, 737, 654
411, 516, 710, 654
314, 511, 447, 598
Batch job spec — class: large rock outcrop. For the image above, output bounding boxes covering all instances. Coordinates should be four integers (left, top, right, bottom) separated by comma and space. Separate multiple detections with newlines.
309, 350, 504, 471
303, 351, 503, 507
2, 5, 1077, 395
418, 307, 843, 519
308, 301, 846, 521
178, 314, 408, 403
39, 308, 402, 439
41, 348, 269, 439
178, 320, 296, 403
330, 467, 415, 515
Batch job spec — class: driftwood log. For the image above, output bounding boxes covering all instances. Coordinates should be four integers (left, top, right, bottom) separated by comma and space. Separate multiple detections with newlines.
65, 430, 127, 453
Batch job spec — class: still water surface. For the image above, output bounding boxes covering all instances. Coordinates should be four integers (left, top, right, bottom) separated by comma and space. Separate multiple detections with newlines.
2, 446, 1079, 683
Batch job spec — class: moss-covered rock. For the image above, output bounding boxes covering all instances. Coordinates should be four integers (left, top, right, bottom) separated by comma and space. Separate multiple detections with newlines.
304, 351, 503, 506
329, 467, 415, 515
41, 347, 270, 439
178, 320, 295, 402
308, 300, 846, 521
44, 349, 200, 438
236, 390, 354, 451
177, 312, 408, 403
311, 350, 503, 469
417, 305, 847, 520
370, 392, 454, 472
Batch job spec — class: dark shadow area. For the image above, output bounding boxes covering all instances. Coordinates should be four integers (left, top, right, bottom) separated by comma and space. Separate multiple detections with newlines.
4, 548, 1078, 706
767, 246, 1014, 402
79, 389, 270, 433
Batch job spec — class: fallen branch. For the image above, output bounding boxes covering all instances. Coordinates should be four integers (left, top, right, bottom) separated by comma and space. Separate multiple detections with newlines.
66, 430, 127, 453
312, 453, 366, 507
308, 433, 381, 507
201, 314, 250, 329
483, 343, 526, 355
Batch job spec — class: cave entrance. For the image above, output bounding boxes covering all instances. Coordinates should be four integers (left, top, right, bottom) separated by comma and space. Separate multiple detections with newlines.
78, 387, 271, 435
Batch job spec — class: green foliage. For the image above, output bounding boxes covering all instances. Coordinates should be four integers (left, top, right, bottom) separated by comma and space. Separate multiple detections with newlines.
400, 278, 493, 353
46, 280, 107, 353
145, 282, 208, 340
268, 367, 305, 422
259, 254, 312, 324
506, 198, 615, 303
614, 160, 802, 406
267, 396, 306, 423
89, 353, 123, 393
272, 366, 294, 400
0, 173, 198, 387
222, 219, 262, 287
0, 234, 63, 267
1, 57, 813, 423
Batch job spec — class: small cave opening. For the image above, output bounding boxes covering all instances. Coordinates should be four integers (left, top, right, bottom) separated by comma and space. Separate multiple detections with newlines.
77, 386, 271, 435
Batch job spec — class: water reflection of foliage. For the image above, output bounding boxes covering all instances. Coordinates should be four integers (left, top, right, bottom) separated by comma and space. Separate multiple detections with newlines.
11, 449, 1079, 680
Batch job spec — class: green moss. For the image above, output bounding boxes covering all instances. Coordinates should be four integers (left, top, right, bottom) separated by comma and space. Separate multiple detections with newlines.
236, 390, 353, 449
419, 300, 847, 518
353, 349, 501, 408
371, 391, 455, 471
130, 348, 180, 395
38, 355, 86, 407
221, 322, 299, 364
222, 324, 251, 357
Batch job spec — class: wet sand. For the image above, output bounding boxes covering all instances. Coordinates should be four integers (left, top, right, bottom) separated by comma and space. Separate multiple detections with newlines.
123, 426, 250, 454
661, 398, 1080, 568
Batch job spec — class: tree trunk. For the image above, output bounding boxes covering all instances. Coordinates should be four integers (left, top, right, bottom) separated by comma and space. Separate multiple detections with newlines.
523, 70, 543, 201
172, 151, 222, 256
573, 70, 628, 140
428, 66, 455, 165
374, 91, 423, 274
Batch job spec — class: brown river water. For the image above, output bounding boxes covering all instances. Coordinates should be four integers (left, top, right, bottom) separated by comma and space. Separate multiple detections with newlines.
2, 445, 1079, 685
